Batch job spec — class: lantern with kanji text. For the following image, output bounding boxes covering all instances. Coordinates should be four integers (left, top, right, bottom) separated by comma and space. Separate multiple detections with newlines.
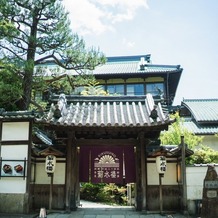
45, 155, 56, 174
156, 156, 167, 174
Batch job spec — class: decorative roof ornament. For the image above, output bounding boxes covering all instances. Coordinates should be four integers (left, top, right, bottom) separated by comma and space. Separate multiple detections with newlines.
58, 93, 68, 116
53, 104, 61, 120
150, 105, 158, 122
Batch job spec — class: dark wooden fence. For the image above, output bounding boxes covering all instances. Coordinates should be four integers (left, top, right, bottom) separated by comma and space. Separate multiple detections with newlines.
147, 185, 182, 211
30, 184, 65, 210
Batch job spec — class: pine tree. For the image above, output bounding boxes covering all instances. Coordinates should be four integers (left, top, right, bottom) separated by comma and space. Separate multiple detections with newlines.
0, 0, 105, 110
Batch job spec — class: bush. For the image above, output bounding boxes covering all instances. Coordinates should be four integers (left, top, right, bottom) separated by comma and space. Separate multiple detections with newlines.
187, 145, 218, 165
80, 183, 104, 202
80, 183, 127, 205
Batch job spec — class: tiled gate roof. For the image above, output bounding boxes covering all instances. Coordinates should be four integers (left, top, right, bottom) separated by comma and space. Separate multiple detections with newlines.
38, 94, 171, 128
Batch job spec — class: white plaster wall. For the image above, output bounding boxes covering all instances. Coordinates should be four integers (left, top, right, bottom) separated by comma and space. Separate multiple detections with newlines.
1, 145, 28, 159
147, 162, 177, 185
35, 162, 65, 184
0, 178, 27, 193
0, 145, 28, 193
2, 122, 29, 141
186, 165, 218, 200
202, 135, 218, 151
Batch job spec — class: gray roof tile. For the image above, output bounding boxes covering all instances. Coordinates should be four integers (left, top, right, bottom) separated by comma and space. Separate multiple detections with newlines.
40, 94, 171, 128
182, 99, 218, 135
183, 120, 218, 135
91, 62, 180, 75
37, 55, 182, 76
182, 99, 218, 122
0, 110, 35, 119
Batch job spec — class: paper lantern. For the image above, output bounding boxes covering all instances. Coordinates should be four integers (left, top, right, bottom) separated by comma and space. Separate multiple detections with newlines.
156, 156, 167, 174
45, 155, 56, 173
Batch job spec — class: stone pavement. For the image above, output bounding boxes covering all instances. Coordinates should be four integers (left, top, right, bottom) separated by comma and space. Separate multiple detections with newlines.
44, 209, 194, 218
0, 201, 196, 218
38, 201, 195, 218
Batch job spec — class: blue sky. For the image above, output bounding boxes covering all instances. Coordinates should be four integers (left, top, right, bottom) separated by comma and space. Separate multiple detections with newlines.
63, 0, 218, 105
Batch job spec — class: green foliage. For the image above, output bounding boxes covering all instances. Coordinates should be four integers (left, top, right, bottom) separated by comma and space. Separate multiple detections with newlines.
186, 145, 218, 165
160, 112, 203, 149
80, 183, 127, 205
80, 183, 104, 202
81, 80, 108, 96
0, 61, 22, 110
0, 0, 106, 110
0, 20, 18, 40
160, 112, 218, 164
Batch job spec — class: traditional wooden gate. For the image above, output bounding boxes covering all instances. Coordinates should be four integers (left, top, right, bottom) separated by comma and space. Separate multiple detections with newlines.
32, 94, 173, 212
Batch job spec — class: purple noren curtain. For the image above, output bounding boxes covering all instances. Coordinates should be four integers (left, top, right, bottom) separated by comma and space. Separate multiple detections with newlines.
79, 146, 90, 182
124, 145, 136, 183
91, 146, 123, 184
79, 145, 136, 184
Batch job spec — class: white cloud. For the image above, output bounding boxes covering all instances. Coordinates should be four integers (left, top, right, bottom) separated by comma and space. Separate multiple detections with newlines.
62, 0, 148, 35
122, 38, 135, 48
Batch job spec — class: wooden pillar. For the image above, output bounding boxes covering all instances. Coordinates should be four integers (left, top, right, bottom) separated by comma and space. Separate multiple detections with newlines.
65, 132, 73, 211
70, 136, 79, 211
65, 131, 79, 211
135, 132, 146, 211
181, 136, 188, 213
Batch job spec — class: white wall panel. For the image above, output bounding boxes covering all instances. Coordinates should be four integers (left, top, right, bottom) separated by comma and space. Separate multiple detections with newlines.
2, 122, 29, 141
0, 178, 26, 193
186, 165, 218, 200
35, 162, 65, 184
147, 162, 177, 185
1, 145, 28, 159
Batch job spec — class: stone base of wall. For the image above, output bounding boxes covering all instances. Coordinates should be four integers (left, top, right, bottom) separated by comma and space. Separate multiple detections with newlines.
0, 193, 29, 214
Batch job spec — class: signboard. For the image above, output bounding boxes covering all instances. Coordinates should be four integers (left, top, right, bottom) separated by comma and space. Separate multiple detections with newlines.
207, 190, 217, 198
156, 156, 167, 174
205, 180, 218, 189
201, 166, 218, 218
45, 155, 56, 173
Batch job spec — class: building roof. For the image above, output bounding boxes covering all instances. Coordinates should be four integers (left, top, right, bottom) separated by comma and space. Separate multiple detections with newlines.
182, 99, 218, 122
92, 55, 182, 76
0, 109, 35, 120
37, 94, 172, 129
37, 54, 182, 76
182, 119, 218, 135
147, 145, 194, 158
181, 99, 218, 135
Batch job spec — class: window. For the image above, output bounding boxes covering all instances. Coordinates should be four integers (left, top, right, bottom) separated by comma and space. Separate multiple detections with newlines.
146, 83, 164, 98
127, 84, 144, 95
107, 85, 124, 95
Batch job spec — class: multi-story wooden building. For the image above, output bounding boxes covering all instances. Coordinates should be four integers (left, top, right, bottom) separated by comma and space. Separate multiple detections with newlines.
89, 55, 182, 107
36, 54, 182, 106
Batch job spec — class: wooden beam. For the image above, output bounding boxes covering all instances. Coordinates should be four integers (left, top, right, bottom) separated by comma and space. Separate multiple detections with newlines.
76, 138, 138, 146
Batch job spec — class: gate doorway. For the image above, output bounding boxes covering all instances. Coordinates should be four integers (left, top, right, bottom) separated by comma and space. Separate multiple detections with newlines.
78, 145, 136, 208
79, 145, 136, 184
80, 183, 135, 208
